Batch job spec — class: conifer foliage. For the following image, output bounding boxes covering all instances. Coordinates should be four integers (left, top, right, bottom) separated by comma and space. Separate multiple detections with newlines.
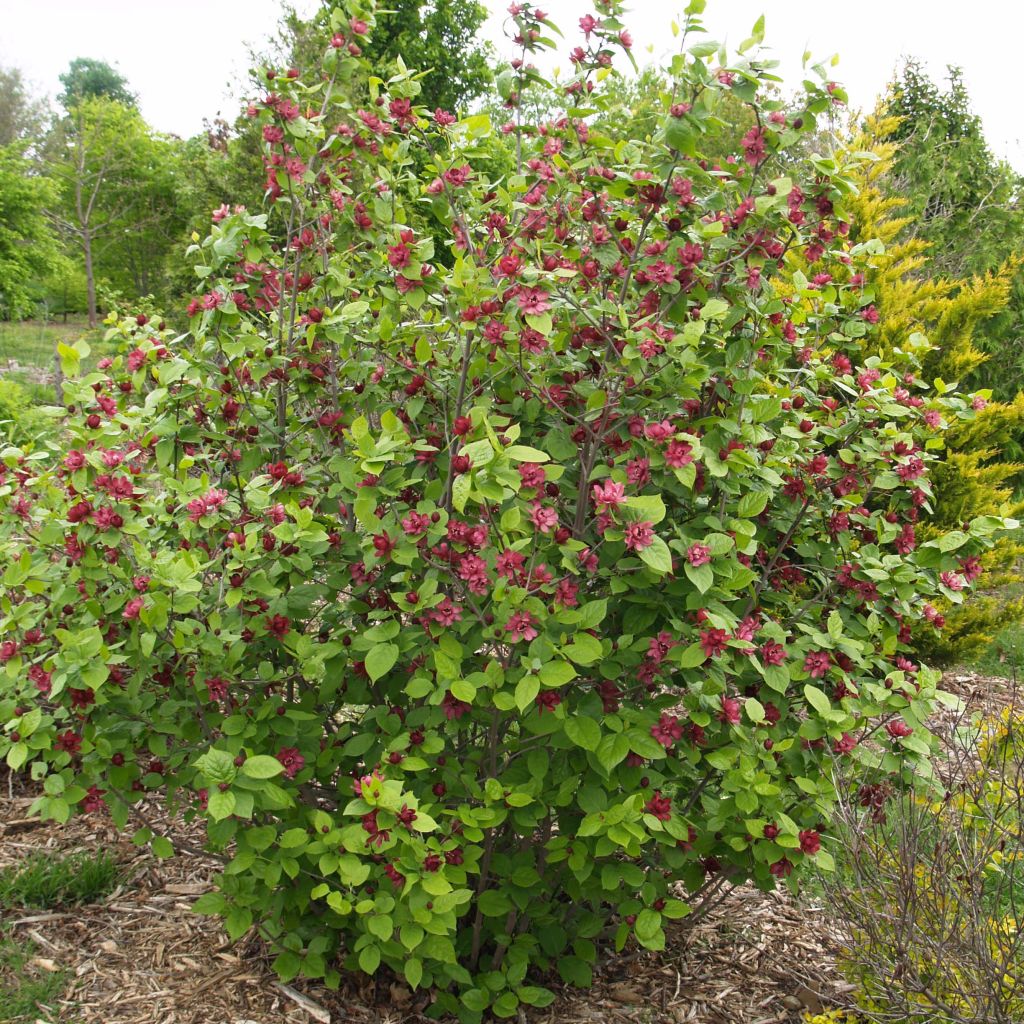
847, 114, 1024, 664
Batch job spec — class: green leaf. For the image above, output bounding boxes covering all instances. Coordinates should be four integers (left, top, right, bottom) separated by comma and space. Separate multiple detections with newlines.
804, 684, 831, 716
737, 491, 769, 518
525, 312, 553, 336
564, 633, 603, 665
539, 660, 576, 687
938, 530, 968, 552
151, 835, 174, 859
576, 600, 608, 630
596, 731, 631, 772
827, 610, 843, 640
622, 495, 666, 525
404, 957, 423, 989
684, 560, 713, 593
462, 989, 490, 1012
700, 298, 729, 320
451, 472, 472, 512
675, 643, 707, 668
366, 643, 398, 682
762, 665, 789, 693
565, 716, 601, 751
515, 674, 540, 712
504, 445, 549, 462
558, 955, 593, 987
744, 698, 765, 724
240, 755, 284, 779
207, 788, 236, 821
517, 985, 555, 1008
358, 945, 380, 974
461, 438, 494, 468
492, 992, 519, 1018
634, 908, 661, 941
639, 536, 673, 574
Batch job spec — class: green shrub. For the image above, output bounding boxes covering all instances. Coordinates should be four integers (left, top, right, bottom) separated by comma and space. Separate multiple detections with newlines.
0, 2, 1015, 1018
845, 115, 1024, 665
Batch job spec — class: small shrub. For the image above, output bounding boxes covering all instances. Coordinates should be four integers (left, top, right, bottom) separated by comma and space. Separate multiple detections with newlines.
824, 696, 1024, 1023
0, 849, 120, 909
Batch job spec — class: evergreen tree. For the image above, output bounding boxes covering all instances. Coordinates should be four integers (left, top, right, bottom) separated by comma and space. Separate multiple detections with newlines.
847, 113, 1024, 664
882, 62, 1024, 404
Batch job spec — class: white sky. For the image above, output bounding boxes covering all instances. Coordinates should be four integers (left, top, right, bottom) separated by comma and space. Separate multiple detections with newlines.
3, 1, 1023, 168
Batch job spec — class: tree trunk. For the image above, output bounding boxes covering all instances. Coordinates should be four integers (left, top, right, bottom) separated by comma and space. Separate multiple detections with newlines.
83, 229, 96, 328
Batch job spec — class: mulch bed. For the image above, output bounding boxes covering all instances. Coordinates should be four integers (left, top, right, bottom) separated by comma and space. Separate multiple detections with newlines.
4, 668, 1014, 1023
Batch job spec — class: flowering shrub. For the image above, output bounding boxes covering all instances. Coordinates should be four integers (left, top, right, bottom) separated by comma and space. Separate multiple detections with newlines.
0, 1, 1014, 1017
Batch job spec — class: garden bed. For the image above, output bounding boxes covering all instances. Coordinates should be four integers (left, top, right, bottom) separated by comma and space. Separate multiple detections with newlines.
1, 669, 1011, 1024
1, 784, 846, 1024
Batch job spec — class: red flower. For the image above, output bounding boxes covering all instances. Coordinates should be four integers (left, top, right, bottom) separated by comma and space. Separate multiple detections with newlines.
276, 747, 305, 778
442, 691, 471, 720
505, 610, 539, 643
591, 479, 626, 510
644, 791, 672, 821
886, 720, 913, 739
266, 614, 291, 639
686, 542, 711, 567
82, 786, 105, 813
54, 730, 82, 754
700, 628, 728, 658
516, 286, 550, 315
803, 650, 831, 678
535, 690, 563, 714
799, 829, 821, 855
651, 712, 683, 749
719, 695, 741, 725
624, 520, 655, 552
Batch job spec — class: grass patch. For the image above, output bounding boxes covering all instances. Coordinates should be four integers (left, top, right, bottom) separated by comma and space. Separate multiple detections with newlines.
0, 926, 68, 1023
968, 617, 1024, 678
0, 850, 120, 910
0, 319, 93, 368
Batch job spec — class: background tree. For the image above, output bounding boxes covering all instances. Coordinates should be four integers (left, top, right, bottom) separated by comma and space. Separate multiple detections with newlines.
847, 113, 1024, 664
278, 0, 493, 113
47, 97, 185, 325
57, 58, 136, 110
0, 145, 61, 319
881, 61, 1024, 403
0, 65, 48, 149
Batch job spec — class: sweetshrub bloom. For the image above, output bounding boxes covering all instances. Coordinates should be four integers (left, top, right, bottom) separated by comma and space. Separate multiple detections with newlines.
0, 1, 1014, 1019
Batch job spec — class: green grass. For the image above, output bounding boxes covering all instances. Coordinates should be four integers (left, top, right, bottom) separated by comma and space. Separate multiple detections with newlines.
970, 619, 1024, 678
0, 319, 94, 369
0, 926, 68, 1023
0, 850, 120, 910
0, 320, 113, 412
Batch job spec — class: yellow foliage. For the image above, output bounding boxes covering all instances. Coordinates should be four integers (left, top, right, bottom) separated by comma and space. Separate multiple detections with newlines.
844, 111, 1024, 664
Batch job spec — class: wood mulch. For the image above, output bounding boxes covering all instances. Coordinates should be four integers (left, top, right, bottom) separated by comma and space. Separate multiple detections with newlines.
5, 667, 1014, 1024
